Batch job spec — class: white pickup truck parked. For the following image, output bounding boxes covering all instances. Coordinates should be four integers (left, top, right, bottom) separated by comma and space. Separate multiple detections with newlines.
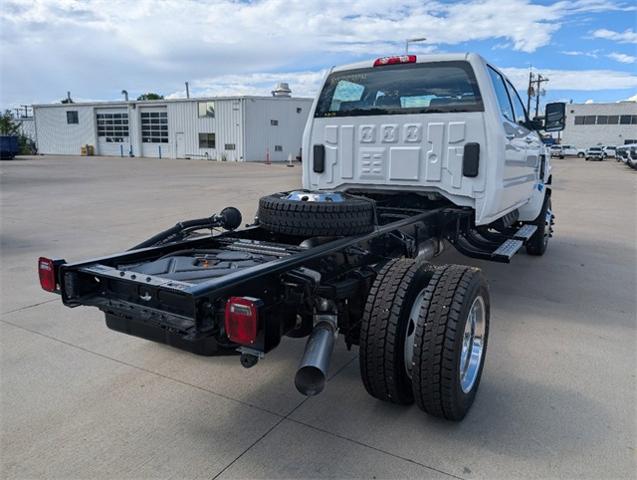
303, 53, 559, 230
40, 53, 565, 422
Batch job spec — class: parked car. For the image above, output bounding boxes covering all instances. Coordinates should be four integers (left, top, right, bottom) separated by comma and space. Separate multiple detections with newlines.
560, 144, 583, 157
549, 145, 564, 158
622, 144, 637, 169
38, 53, 565, 421
585, 146, 604, 161
602, 146, 616, 159
0, 135, 19, 160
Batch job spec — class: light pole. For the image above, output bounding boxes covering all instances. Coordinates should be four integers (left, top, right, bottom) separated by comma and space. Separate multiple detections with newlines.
405, 37, 427, 53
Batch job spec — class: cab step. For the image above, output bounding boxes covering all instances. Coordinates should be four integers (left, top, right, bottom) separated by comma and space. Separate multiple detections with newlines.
491, 239, 524, 262
513, 224, 537, 241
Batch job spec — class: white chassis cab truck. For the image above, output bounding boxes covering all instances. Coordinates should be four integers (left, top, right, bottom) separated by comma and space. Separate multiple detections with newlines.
39, 53, 565, 421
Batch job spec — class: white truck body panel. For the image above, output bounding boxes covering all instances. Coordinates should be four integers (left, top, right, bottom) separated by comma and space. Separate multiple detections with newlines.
302, 53, 547, 225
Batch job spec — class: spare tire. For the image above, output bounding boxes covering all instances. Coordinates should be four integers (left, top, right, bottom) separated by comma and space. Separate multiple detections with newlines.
258, 191, 375, 237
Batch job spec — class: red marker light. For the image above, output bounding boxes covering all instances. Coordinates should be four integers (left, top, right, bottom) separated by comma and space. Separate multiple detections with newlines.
224, 297, 261, 345
38, 257, 57, 292
373, 55, 417, 67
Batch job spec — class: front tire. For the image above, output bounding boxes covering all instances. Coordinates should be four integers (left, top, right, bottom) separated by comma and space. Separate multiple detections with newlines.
411, 265, 490, 421
526, 195, 553, 256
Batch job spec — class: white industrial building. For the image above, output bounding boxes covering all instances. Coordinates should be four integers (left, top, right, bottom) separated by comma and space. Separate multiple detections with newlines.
32, 88, 313, 162
561, 101, 637, 148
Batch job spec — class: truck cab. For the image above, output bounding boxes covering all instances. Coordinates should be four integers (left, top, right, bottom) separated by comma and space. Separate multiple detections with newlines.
303, 53, 552, 226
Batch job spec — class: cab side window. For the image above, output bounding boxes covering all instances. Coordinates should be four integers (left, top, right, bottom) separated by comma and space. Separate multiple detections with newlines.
487, 66, 514, 123
506, 80, 528, 125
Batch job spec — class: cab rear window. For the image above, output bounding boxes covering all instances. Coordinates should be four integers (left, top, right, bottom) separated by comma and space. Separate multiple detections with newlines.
315, 61, 483, 118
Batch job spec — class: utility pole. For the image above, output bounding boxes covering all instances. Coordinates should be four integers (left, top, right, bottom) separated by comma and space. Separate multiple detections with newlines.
526, 70, 534, 115
526, 70, 549, 120
534, 74, 549, 119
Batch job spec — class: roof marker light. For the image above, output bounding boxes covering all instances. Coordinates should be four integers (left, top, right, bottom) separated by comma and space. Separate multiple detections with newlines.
373, 55, 417, 67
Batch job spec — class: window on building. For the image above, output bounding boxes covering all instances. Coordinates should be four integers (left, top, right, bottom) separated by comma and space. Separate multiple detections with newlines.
274, 145, 283, 152
487, 67, 514, 123
632, 116, 637, 125
583, 115, 596, 125
574, 116, 585, 125
607, 115, 619, 124
198, 133, 215, 148
66, 111, 79, 124
141, 111, 168, 143
97, 112, 129, 142
270, 119, 279, 126
198, 101, 215, 117
224, 143, 235, 150
296, 107, 302, 114
620, 115, 631, 125
595, 115, 608, 125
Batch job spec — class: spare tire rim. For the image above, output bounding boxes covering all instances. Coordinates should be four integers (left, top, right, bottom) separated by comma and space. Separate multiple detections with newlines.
460, 295, 486, 393
285, 191, 346, 203
404, 288, 427, 380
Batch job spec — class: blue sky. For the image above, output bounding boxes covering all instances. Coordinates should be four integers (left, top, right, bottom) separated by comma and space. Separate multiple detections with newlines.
1, 0, 636, 110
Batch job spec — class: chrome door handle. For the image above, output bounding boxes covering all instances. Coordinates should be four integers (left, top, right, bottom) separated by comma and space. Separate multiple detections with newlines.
506, 133, 515, 140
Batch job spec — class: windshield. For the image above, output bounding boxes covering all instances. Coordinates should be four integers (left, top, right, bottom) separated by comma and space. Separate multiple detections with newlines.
315, 61, 483, 118
589, 147, 602, 151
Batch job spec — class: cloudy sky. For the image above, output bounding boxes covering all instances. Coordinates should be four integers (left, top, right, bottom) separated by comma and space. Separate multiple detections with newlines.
1, 0, 636, 110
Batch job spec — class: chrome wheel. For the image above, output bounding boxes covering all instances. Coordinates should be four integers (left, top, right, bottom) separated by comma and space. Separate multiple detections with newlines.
459, 295, 486, 393
404, 288, 427, 379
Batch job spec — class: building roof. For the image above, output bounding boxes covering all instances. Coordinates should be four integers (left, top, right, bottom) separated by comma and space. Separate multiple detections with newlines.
32, 95, 314, 109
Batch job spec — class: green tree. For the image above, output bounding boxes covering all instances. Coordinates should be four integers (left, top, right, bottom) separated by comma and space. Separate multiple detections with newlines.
0, 110, 21, 135
137, 93, 164, 101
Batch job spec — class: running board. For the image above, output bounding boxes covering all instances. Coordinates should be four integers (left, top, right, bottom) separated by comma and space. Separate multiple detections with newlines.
512, 224, 537, 241
491, 239, 524, 262
450, 224, 536, 263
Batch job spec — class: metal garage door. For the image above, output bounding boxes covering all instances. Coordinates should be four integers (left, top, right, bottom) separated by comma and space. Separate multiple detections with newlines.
96, 108, 130, 156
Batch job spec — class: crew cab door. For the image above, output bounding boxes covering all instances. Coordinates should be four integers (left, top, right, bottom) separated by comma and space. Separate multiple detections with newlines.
487, 67, 539, 209
506, 78, 542, 182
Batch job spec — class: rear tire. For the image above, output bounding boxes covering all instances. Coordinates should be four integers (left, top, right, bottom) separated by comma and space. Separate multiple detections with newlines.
359, 258, 435, 405
411, 265, 490, 421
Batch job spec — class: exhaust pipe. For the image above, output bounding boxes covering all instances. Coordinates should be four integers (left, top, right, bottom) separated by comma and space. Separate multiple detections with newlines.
294, 301, 337, 396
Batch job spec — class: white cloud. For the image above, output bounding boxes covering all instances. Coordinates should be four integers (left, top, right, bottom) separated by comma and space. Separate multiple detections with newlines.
626, 93, 637, 102
585, 99, 595, 103
607, 52, 637, 63
501, 67, 637, 91
166, 71, 327, 99
160, 66, 637, 100
0, 0, 634, 106
592, 28, 637, 43
561, 50, 599, 58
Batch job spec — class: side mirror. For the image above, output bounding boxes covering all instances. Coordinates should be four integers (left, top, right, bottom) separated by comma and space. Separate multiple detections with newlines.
544, 102, 566, 132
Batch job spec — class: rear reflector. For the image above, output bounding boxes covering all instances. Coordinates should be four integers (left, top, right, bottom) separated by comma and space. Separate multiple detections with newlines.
373, 55, 416, 67
224, 297, 262, 345
38, 257, 56, 292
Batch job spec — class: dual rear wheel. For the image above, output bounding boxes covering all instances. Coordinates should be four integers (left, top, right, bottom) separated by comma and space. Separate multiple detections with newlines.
359, 258, 490, 421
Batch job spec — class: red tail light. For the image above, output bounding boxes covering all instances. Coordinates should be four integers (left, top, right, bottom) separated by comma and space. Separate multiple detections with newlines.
38, 257, 57, 292
373, 55, 417, 67
224, 297, 262, 345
